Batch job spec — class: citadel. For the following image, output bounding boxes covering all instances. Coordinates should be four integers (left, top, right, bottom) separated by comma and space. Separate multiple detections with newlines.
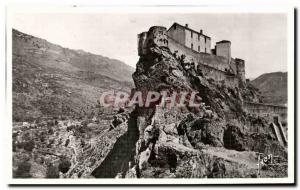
137, 23, 288, 147
138, 23, 246, 89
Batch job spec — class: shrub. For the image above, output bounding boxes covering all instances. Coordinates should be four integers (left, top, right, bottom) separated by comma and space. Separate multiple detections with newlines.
58, 159, 71, 174
48, 128, 54, 135
46, 164, 59, 178
14, 161, 32, 178
12, 143, 17, 152
64, 139, 70, 147
23, 140, 35, 152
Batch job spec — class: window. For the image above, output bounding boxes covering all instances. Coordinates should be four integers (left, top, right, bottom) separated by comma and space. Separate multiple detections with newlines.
198, 46, 200, 52
174, 25, 176, 29
198, 34, 200, 41
191, 32, 193, 38
191, 43, 193, 50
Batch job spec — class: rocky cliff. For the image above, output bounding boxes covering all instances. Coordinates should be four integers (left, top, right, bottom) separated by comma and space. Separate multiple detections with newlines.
126, 27, 287, 178
12, 28, 288, 179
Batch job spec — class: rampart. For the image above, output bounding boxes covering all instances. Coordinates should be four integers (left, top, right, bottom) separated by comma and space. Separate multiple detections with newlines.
167, 37, 239, 88
243, 101, 287, 122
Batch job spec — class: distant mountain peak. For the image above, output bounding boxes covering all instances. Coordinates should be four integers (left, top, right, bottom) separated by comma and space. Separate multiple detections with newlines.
12, 28, 135, 83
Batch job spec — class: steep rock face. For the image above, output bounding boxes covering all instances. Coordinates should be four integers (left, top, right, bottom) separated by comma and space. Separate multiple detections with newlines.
130, 27, 287, 178
58, 111, 139, 178
133, 46, 245, 119
223, 124, 247, 151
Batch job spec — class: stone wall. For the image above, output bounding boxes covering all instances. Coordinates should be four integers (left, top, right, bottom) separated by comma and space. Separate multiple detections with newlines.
235, 58, 246, 84
198, 63, 239, 88
167, 23, 211, 54
168, 37, 239, 88
205, 38, 212, 54
168, 37, 230, 71
243, 101, 287, 122
167, 24, 185, 45
184, 29, 207, 53
138, 26, 243, 89
229, 58, 238, 75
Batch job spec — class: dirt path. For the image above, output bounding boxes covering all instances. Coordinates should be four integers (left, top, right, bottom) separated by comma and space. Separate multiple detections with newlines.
202, 146, 258, 169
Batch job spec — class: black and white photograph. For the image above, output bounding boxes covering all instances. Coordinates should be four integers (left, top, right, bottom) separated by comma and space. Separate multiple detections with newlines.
5, 5, 295, 185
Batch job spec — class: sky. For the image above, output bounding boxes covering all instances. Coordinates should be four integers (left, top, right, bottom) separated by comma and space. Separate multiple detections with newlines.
12, 12, 287, 79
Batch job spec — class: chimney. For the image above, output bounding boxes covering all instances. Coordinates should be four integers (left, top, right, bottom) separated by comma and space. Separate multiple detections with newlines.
200, 29, 203, 34
185, 24, 189, 28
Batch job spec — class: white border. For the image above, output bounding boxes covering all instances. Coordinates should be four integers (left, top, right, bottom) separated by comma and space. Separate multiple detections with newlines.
6, 5, 295, 185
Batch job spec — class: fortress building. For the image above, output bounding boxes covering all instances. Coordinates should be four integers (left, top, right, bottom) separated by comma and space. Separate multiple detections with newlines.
138, 23, 246, 88
167, 23, 211, 54
137, 23, 288, 147
215, 40, 231, 61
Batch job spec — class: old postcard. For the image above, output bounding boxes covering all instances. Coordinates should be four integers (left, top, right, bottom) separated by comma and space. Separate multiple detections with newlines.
6, 5, 295, 185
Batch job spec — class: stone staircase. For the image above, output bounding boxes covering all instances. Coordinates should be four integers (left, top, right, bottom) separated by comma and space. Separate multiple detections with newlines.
277, 121, 287, 146
270, 119, 287, 146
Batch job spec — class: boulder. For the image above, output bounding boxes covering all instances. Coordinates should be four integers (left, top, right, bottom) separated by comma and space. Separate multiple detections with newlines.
223, 124, 246, 151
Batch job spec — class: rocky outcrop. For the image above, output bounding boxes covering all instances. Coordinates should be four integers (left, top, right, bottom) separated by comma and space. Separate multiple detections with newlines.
12, 27, 288, 179
129, 26, 287, 178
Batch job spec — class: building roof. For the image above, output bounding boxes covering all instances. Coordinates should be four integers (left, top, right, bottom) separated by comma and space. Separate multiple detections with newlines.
167, 22, 211, 39
216, 40, 231, 44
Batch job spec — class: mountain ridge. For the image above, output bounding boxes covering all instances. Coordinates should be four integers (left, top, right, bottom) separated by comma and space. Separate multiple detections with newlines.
12, 29, 134, 121
250, 71, 287, 105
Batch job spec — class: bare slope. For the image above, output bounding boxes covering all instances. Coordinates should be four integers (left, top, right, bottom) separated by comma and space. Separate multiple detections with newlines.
251, 72, 287, 105
12, 29, 134, 121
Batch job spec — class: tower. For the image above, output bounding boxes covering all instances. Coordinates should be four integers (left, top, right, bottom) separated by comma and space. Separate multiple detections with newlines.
137, 26, 168, 56
216, 40, 231, 62
235, 58, 246, 84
